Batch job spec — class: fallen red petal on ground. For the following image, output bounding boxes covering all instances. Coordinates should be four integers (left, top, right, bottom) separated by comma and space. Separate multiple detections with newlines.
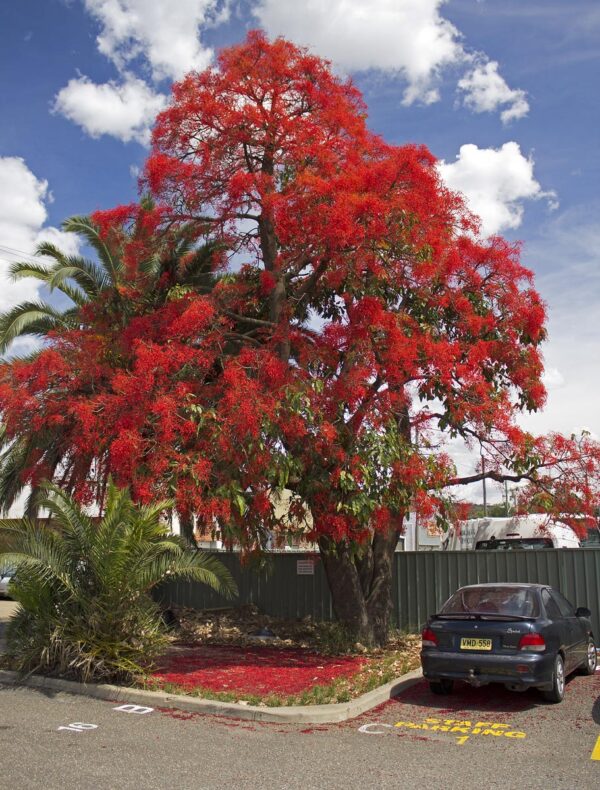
152, 645, 366, 695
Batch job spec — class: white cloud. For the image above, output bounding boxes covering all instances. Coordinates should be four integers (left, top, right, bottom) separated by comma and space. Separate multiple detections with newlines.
438, 142, 557, 236
254, 0, 528, 115
54, 75, 167, 144
54, 1, 226, 145
83, 0, 225, 81
542, 367, 565, 390
0, 157, 79, 313
0, 158, 47, 238
255, 0, 464, 105
458, 60, 529, 124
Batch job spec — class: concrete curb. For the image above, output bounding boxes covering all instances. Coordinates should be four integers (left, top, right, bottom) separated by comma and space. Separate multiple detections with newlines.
0, 667, 422, 724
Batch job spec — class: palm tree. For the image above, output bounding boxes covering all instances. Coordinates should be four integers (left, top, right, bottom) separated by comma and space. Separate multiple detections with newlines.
0, 205, 219, 354
0, 215, 121, 354
0, 480, 237, 682
0, 204, 221, 515
0, 213, 126, 513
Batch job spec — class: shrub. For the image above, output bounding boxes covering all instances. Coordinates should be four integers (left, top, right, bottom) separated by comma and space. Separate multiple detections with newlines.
0, 481, 236, 682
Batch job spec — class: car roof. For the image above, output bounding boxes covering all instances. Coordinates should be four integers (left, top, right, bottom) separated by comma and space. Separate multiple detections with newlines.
456, 583, 548, 590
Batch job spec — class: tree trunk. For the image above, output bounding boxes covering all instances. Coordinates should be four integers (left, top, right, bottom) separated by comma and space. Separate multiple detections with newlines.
319, 538, 373, 643
319, 524, 400, 647
178, 512, 197, 547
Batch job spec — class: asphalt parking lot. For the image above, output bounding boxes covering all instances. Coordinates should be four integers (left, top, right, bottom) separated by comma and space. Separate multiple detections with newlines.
1, 667, 599, 789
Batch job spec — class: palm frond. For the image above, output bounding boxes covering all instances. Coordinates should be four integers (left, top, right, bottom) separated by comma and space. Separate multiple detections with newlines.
131, 547, 237, 598
0, 518, 74, 593
36, 484, 94, 534
56, 284, 87, 307
46, 259, 109, 297
0, 301, 73, 353
138, 253, 163, 280
0, 429, 66, 515
34, 240, 111, 295
177, 241, 222, 287
62, 215, 123, 284
3, 348, 43, 365
0, 437, 31, 514
8, 260, 53, 282
129, 498, 174, 532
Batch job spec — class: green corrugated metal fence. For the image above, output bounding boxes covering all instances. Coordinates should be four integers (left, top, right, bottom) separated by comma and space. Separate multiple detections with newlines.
156, 548, 600, 636
156, 552, 335, 622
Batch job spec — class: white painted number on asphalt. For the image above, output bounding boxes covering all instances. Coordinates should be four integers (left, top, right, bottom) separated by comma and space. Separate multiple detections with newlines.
57, 722, 98, 733
358, 723, 393, 735
113, 704, 154, 715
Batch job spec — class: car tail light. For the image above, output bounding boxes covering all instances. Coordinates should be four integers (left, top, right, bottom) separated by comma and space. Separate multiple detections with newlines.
421, 627, 438, 648
518, 633, 546, 652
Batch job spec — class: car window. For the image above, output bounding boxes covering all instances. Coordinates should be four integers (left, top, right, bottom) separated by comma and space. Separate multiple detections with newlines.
542, 589, 562, 619
550, 590, 576, 618
441, 586, 539, 617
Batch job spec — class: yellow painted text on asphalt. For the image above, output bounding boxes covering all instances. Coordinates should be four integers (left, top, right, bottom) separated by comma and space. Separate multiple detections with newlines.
394, 718, 526, 744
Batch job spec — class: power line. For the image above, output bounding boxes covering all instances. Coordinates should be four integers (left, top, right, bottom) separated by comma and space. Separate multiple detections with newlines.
0, 244, 39, 263
0, 242, 37, 256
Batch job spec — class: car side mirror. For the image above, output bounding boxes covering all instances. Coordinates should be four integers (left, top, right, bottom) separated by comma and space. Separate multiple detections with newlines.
576, 607, 591, 618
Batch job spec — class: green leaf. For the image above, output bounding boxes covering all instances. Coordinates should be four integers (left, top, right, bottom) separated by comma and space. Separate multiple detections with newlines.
234, 493, 247, 516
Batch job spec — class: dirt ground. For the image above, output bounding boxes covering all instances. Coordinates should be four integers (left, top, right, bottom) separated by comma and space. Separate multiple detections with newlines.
168, 603, 421, 659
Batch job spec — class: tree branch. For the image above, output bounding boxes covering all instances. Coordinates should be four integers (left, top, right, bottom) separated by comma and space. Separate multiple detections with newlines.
448, 470, 536, 486
222, 309, 276, 328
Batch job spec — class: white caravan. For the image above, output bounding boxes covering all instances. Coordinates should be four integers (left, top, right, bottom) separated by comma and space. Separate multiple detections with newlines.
442, 514, 581, 551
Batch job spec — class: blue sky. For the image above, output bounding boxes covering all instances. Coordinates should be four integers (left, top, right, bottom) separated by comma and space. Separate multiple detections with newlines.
0, 0, 599, 498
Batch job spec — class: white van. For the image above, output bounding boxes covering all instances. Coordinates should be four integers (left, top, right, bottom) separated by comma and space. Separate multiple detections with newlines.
443, 514, 581, 551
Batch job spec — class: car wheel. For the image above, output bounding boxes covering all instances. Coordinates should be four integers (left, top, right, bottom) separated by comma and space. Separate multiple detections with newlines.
430, 679, 454, 695
579, 638, 597, 676
543, 654, 565, 703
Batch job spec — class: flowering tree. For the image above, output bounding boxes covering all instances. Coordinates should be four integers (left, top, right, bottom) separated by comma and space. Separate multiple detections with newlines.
1, 32, 599, 645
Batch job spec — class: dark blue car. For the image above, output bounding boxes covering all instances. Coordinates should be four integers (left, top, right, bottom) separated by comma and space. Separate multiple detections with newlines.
421, 583, 596, 703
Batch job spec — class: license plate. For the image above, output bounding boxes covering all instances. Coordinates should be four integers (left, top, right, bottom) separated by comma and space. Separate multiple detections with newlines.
460, 637, 492, 651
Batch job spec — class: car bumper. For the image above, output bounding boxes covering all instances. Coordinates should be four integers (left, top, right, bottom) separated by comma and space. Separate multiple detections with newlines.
421, 649, 556, 689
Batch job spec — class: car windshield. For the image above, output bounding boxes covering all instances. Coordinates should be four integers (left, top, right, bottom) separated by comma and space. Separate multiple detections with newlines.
440, 586, 539, 618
